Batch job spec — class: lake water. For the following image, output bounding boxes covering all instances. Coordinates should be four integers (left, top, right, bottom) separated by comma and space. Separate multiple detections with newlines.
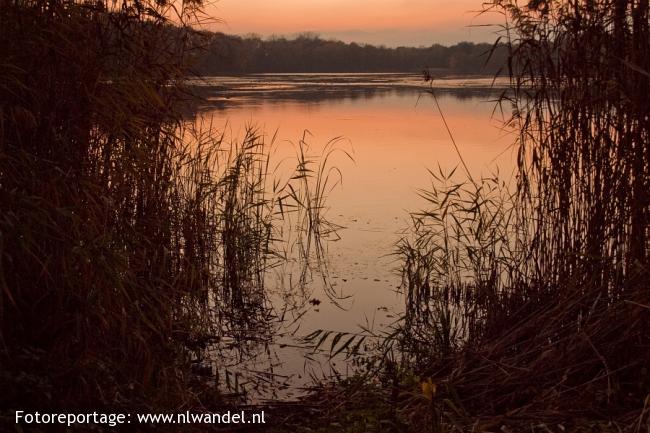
187, 73, 517, 400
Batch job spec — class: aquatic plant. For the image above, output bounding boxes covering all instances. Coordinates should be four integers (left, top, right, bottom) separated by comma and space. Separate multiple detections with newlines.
397, 0, 650, 430
0, 0, 340, 421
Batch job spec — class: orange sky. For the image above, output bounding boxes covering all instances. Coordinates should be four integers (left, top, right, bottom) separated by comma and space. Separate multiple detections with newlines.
203, 0, 502, 47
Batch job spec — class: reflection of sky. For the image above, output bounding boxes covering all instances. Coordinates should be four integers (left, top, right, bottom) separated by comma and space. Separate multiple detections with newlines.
193, 78, 518, 400
187, 74, 511, 110
190, 73, 509, 90
194, 78, 517, 327
205, 0, 503, 46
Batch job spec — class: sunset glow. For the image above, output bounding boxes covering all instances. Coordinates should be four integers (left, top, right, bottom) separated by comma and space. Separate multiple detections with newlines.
205, 0, 502, 46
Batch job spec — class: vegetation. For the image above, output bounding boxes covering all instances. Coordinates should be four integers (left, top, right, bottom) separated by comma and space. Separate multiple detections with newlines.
190, 33, 509, 75
0, 0, 338, 428
393, 0, 650, 431
2, 0, 648, 431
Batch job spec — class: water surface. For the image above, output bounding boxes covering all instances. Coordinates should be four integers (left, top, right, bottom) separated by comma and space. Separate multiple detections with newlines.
188, 73, 517, 399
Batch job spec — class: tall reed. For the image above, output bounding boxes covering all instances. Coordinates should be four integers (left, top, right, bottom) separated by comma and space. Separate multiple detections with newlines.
0, 0, 337, 419
398, 0, 649, 429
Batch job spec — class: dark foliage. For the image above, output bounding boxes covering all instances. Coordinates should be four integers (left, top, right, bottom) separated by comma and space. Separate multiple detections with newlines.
0, 0, 335, 426
398, 0, 650, 430
190, 33, 509, 75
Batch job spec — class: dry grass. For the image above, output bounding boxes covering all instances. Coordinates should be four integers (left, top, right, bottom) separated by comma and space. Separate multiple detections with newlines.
0, 0, 338, 424
397, 0, 650, 431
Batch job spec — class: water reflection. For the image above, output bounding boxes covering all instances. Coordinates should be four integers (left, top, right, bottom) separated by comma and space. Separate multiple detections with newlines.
185, 74, 517, 400
186, 73, 509, 110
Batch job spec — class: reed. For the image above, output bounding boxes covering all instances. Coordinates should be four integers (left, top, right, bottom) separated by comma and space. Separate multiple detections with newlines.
0, 0, 336, 421
398, 0, 650, 430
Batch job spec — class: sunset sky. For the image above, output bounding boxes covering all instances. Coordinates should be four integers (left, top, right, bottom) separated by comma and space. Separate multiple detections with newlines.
205, 0, 502, 47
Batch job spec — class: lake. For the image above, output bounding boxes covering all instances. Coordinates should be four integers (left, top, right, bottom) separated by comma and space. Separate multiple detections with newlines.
187, 73, 517, 400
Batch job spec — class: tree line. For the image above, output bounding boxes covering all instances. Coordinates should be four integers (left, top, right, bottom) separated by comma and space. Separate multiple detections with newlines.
190, 32, 509, 75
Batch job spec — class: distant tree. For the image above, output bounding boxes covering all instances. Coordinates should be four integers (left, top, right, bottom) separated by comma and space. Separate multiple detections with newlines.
191, 33, 508, 75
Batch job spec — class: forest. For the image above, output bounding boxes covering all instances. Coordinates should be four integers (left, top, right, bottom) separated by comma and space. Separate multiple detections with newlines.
191, 33, 509, 75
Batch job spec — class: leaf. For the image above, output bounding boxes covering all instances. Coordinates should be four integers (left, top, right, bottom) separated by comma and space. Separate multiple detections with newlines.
329, 332, 344, 354
421, 377, 437, 400
332, 334, 356, 357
